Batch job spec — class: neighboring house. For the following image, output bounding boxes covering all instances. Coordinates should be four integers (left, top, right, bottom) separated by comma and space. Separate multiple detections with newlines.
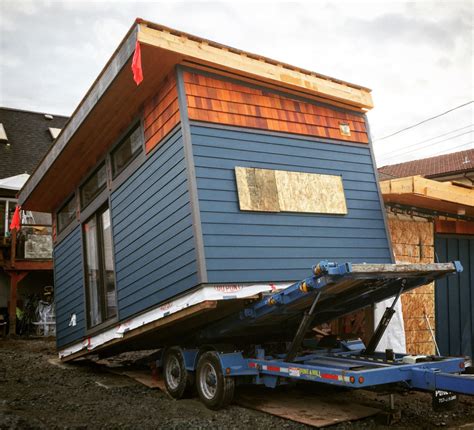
17, 19, 398, 359
0, 107, 68, 334
378, 149, 474, 357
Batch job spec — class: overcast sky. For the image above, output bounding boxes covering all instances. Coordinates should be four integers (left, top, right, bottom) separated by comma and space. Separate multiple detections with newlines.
0, 0, 472, 166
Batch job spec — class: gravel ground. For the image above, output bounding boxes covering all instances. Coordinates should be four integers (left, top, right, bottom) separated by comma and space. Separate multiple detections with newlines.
0, 338, 473, 429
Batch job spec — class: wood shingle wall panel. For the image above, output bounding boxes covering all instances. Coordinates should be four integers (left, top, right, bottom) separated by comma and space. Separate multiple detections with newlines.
143, 73, 180, 153
184, 71, 369, 144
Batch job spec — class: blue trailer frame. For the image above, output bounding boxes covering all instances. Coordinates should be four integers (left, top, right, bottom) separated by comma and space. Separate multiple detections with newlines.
159, 260, 474, 409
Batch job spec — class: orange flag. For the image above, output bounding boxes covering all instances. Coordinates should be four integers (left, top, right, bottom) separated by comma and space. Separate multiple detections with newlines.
9, 205, 21, 231
131, 41, 143, 85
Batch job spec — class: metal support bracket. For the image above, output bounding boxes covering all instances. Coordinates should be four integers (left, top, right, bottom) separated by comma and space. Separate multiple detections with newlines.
364, 282, 405, 355
285, 291, 322, 362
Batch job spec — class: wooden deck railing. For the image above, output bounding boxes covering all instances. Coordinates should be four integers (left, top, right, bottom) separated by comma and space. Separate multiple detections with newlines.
1, 225, 53, 269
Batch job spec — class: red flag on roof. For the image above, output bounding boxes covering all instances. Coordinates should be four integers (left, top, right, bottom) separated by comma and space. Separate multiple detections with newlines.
9, 205, 21, 232
131, 41, 143, 85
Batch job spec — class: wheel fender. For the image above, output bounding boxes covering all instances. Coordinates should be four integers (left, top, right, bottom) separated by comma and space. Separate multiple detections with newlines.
217, 352, 258, 376
182, 349, 199, 371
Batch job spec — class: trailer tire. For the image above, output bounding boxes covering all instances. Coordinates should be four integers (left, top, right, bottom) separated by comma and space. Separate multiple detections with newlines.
196, 351, 235, 410
163, 347, 194, 399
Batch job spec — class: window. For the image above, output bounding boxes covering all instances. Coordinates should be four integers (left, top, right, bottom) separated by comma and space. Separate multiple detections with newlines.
111, 124, 142, 177
80, 163, 107, 209
83, 205, 116, 328
57, 196, 76, 233
0, 198, 17, 236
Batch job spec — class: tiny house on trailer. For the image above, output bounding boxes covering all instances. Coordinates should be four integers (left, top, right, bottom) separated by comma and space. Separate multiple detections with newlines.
19, 20, 393, 357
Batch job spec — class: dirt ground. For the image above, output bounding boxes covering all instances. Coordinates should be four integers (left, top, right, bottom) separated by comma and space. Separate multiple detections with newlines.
0, 338, 473, 429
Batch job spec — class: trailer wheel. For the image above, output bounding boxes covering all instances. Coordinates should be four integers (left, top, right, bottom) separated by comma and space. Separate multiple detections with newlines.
163, 347, 194, 399
196, 351, 235, 410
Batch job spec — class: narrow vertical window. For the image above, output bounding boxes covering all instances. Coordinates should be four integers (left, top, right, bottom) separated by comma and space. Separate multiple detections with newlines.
101, 208, 117, 319
57, 195, 76, 233
83, 205, 116, 328
80, 163, 107, 209
111, 124, 143, 177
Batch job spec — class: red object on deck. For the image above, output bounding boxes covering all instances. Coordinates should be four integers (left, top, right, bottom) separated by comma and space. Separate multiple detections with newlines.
9, 205, 21, 231
131, 41, 143, 85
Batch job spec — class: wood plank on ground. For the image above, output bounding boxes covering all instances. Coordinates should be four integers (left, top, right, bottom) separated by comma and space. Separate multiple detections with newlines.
103, 363, 381, 428
235, 386, 380, 428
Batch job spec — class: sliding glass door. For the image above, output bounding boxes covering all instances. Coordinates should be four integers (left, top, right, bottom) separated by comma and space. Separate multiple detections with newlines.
83, 206, 117, 328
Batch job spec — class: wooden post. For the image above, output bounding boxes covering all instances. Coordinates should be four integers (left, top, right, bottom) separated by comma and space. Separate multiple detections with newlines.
10, 228, 17, 267
8, 271, 28, 336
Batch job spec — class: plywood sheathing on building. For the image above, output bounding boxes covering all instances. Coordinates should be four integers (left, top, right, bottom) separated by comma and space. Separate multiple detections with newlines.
235, 167, 348, 214
184, 71, 369, 144
381, 176, 474, 217
387, 213, 436, 355
136, 22, 374, 112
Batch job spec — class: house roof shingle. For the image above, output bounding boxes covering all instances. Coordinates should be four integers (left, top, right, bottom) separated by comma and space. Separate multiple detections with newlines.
378, 149, 474, 179
0, 107, 69, 180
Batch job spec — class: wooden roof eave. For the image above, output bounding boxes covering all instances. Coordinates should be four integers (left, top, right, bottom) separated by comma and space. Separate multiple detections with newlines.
380, 175, 474, 217
18, 22, 139, 212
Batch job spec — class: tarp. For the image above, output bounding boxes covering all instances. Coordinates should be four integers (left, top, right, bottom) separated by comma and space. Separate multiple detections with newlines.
374, 298, 406, 353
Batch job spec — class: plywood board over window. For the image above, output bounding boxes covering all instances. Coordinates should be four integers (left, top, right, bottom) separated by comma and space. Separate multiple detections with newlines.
235, 167, 347, 215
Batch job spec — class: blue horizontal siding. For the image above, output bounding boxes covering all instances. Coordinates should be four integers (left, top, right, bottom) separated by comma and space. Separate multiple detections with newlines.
111, 128, 199, 320
53, 226, 86, 348
191, 124, 392, 283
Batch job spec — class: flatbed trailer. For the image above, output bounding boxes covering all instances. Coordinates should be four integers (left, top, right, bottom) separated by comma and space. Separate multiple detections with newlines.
156, 261, 474, 409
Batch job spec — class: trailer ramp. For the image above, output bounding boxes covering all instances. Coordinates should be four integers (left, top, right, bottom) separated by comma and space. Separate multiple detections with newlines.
197, 261, 462, 343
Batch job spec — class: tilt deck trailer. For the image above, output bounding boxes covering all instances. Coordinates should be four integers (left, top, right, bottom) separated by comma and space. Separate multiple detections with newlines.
158, 261, 474, 409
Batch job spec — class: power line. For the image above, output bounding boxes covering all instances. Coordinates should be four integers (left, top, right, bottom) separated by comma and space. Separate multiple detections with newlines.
373, 101, 474, 142
382, 141, 473, 164
379, 124, 473, 157
379, 129, 473, 159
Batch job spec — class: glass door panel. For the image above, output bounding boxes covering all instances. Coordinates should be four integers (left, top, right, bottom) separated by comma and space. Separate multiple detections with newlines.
100, 207, 116, 320
84, 216, 102, 327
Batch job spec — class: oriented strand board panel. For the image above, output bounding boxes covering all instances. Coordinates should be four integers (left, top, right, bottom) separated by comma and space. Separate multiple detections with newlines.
235, 167, 347, 214
387, 214, 436, 355
184, 71, 369, 144
235, 167, 280, 212
276, 170, 347, 214
143, 72, 180, 153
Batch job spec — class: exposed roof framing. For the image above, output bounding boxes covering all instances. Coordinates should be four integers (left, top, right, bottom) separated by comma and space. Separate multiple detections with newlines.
136, 20, 373, 111
380, 175, 474, 217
